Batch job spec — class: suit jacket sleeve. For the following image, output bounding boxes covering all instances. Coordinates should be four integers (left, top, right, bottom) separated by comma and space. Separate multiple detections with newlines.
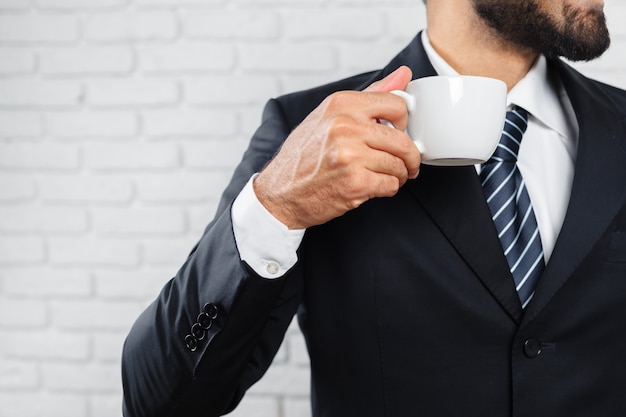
121, 98, 305, 417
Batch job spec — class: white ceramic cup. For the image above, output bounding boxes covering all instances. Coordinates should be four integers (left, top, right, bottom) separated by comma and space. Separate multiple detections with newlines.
389, 75, 507, 166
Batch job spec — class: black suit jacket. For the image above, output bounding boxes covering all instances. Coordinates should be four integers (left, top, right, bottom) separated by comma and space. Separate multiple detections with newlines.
122, 33, 626, 417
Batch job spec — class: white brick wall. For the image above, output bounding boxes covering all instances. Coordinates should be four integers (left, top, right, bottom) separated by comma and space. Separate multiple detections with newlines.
0, 1, 625, 417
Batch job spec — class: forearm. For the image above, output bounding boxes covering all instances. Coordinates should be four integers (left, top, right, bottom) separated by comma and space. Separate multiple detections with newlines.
121, 204, 303, 417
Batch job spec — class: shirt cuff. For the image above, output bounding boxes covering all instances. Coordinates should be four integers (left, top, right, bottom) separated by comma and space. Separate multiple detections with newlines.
231, 175, 305, 279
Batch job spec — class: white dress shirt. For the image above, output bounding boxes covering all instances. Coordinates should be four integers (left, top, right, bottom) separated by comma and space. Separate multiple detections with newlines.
232, 31, 579, 278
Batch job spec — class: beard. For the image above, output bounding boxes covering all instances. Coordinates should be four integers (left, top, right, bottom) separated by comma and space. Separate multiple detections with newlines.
472, 0, 611, 61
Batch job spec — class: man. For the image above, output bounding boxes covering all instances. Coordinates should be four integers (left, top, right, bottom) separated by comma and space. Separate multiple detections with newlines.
122, 0, 626, 416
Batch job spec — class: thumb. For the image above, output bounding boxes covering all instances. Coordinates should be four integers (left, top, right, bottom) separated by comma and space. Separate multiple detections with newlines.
364, 66, 413, 93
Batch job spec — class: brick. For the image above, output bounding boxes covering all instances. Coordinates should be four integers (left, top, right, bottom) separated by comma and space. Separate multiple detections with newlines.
182, 139, 248, 169
142, 236, 200, 266
51, 299, 144, 330
136, 172, 232, 202
0, 330, 90, 360
138, 44, 235, 73
36, 0, 126, 7
226, 396, 279, 417
339, 40, 408, 73
39, 175, 134, 203
1, 267, 92, 297
273, 339, 288, 364
93, 331, 127, 361
0, 174, 36, 201
240, 106, 276, 136
92, 207, 186, 235
137, 0, 221, 5
95, 269, 172, 299
0, 79, 82, 107
0, 393, 87, 417
0, 297, 47, 327
46, 111, 138, 138
187, 202, 219, 233
0, 47, 34, 74
182, 11, 279, 40
248, 364, 310, 396
288, 332, 310, 365
0, 143, 80, 170
184, 75, 280, 105
0, 0, 29, 9
40, 46, 134, 75
280, 74, 342, 97
0, 205, 88, 233
84, 142, 180, 170
283, 398, 312, 417
235, 0, 323, 4
0, 236, 45, 265
85, 11, 178, 42
42, 362, 122, 392
91, 394, 124, 417
240, 44, 336, 72
0, 15, 78, 42
86, 78, 179, 106
0, 360, 38, 389
143, 109, 237, 137
48, 237, 140, 266
606, 3, 626, 36
0, 111, 42, 137
384, 6, 427, 39
284, 10, 384, 40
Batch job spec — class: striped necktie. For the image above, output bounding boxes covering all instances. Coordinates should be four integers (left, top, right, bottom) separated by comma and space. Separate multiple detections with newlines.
480, 107, 545, 308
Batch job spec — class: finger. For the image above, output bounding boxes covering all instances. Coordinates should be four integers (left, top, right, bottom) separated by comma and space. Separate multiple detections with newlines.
365, 149, 410, 184
371, 92, 410, 131
364, 66, 412, 93
363, 170, 404, 200
365, 124, 421, 178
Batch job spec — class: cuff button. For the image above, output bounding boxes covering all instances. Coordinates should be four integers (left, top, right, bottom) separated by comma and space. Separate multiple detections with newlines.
266, 261, 280, 275
191, 323, 206, 340
204, 303, 218, 320
184, 335, 198, 352
197, 312, 213, 330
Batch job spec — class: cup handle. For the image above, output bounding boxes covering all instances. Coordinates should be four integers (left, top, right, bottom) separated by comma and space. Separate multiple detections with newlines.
386, 90, 425, 155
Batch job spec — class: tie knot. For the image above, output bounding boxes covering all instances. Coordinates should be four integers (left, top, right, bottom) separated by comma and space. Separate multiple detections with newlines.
491, 106, 529, 162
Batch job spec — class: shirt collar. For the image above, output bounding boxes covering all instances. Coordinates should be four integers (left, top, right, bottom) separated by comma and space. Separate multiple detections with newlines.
420, 30, 571, 139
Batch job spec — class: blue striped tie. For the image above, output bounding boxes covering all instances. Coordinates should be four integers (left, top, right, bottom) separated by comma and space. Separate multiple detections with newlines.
480, 107, 544, 308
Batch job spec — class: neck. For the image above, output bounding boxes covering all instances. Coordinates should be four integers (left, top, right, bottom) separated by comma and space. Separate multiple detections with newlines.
426, 0, 538, 91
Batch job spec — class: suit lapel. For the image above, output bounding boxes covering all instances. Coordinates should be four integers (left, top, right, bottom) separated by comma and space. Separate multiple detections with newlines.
406, 166, 524, 323
384, 34, 524, 323
523, 61, 626, 324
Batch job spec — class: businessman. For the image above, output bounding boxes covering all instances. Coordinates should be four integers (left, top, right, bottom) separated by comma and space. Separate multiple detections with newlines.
122, 0, 626, 416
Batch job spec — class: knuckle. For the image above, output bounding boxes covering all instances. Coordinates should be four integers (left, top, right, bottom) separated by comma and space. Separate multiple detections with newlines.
328, 145, 356, 169
324, 91, 356, 112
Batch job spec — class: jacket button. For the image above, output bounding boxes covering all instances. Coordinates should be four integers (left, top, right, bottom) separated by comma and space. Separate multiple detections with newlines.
184, 335, 198, 352
197, 312, 213, 330
204, 303, 218, 320
523, 338, 542, 358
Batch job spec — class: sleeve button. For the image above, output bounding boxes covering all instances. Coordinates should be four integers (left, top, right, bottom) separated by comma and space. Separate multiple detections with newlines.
197, 312, 213, 330
204, 303, 218, 320
191, 323, 206, 340
184, 335, 198, 352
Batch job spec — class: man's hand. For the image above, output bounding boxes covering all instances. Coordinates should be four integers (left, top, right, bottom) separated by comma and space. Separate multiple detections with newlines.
254, 66, 421, 230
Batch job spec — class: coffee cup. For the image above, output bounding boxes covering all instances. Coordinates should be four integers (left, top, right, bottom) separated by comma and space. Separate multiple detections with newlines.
389, 76, 507, 166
